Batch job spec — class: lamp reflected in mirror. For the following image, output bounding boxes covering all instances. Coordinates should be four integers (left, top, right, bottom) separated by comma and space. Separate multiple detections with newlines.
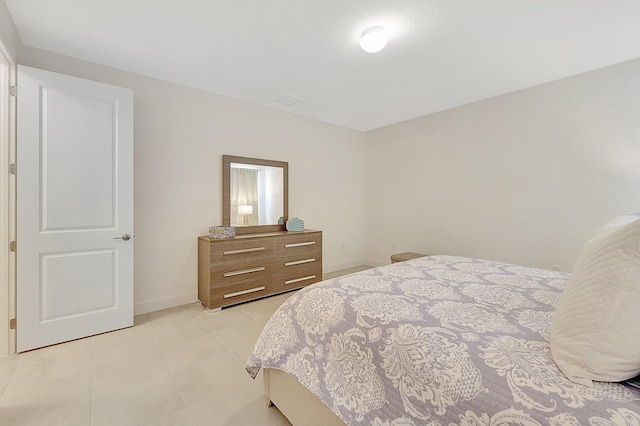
238, 205, 253, 225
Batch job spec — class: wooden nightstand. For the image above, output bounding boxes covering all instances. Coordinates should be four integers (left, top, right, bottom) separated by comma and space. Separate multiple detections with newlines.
390, 252, 427, 263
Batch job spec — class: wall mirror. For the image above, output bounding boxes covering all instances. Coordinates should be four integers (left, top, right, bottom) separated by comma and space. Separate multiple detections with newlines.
223, 155, 288, 234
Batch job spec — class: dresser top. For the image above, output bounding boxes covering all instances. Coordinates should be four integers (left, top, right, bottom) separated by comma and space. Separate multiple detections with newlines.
199, 229, 320, 242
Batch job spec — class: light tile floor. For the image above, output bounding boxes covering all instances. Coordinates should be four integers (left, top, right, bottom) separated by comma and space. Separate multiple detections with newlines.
0, 266, 371, 426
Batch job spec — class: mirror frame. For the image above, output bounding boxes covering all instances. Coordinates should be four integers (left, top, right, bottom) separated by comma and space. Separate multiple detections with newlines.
223, 155, 288, 235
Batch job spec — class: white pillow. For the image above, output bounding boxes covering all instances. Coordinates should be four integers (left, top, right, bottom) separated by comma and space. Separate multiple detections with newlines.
551, 211, 640, 386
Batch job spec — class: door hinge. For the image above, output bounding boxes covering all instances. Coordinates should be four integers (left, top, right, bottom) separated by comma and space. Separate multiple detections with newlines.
9, 163, 16, 175
9, 85, 16, 98
9, 318, 16, 330
9, 241, 16, 252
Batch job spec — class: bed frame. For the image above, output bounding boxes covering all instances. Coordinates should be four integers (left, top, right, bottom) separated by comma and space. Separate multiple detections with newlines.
263, 368, 345, 425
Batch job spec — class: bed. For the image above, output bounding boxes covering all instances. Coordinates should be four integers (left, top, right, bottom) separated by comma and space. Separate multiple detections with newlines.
246, 255, 640, 425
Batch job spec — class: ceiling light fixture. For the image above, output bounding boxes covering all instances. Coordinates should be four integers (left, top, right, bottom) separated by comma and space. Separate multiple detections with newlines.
360, 26, 387, 53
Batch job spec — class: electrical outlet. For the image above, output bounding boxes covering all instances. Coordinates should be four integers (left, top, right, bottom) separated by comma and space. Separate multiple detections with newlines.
391, 244, 396, 252
552, 265, 562, 271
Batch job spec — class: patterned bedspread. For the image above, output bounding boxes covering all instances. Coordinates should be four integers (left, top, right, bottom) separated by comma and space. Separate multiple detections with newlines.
246, 256, 640, 425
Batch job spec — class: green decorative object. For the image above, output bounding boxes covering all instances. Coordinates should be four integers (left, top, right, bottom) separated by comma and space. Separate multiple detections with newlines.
286, 217, 304, 232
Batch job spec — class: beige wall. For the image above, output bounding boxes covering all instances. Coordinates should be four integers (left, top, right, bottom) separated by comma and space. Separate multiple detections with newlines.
365, 58, 640, 270
19, 47, 366, 314
7, 16, 640, 313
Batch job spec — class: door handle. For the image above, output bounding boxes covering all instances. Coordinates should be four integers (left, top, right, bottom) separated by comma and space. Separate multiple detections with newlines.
113, 234, 131, 241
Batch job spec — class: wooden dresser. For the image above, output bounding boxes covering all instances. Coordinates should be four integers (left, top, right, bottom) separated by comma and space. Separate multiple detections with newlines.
198, 230, 322, 310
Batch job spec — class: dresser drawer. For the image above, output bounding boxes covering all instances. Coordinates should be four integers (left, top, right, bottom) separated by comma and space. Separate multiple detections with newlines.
275, 250, 321, 269
210, 279, 274, 308
275, 244, 322, 270
274, 233, 322, 257
274, 262, 321, 291
211, 259, 274, 286
210, 238, 274, 266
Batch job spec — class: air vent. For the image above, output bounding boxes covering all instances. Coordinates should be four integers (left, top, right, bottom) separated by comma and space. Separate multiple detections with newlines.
275, 93, 304, 106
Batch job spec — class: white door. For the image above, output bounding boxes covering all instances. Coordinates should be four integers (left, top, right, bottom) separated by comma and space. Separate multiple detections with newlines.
16, 66, 134, 352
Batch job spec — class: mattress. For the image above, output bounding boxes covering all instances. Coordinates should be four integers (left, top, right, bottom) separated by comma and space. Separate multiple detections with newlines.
246, 255, 640, 425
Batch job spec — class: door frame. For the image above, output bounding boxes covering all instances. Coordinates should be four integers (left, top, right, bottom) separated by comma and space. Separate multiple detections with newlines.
0, 38, 17, 356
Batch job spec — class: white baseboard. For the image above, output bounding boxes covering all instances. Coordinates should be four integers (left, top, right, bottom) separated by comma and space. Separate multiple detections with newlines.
324, 258, 390, 274
134, 292, 197, 316
364, 258, 387, 268
324, 259, 369, 274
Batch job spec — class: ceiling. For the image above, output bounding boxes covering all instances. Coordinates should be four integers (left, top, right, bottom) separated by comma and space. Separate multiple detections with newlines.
5, 0, 640, 131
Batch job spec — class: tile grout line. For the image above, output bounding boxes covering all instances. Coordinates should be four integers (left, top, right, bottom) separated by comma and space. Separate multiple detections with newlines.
2, 339, 95, 425
0, 355, 20, 406
91, 312, 195, 425
152, 310, 202, 426
199, 309, 248, 368
199, 305, 266, 387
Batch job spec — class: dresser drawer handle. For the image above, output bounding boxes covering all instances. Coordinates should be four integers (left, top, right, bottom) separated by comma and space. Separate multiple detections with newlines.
224, 286, 266, 299
284, 258, 315, 267
223, 247, 265, 255
285, 275, 316, 285
223, 267, 266, 277
285, 241, 315, 248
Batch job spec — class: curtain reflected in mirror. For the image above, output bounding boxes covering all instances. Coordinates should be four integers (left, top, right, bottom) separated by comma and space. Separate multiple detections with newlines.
230, 162, 283, 226
231, 167, 258, 225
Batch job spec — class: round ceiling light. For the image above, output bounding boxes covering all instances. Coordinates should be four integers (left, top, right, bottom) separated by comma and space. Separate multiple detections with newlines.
360, 26, 387, 53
